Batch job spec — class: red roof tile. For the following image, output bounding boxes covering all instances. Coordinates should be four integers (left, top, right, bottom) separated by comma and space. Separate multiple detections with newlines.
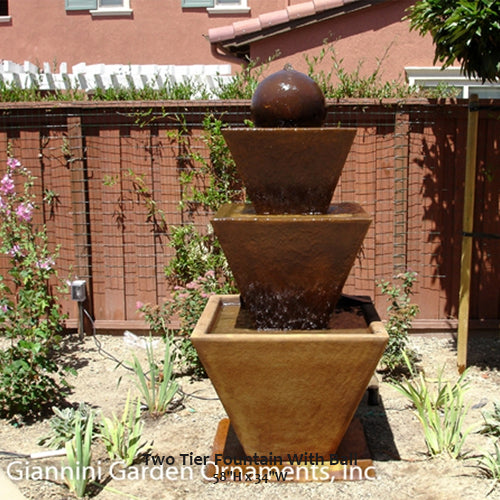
259, 9, 289, 28
208, 0, 385, 45
233, 17, 262, 37
313, 0, 344, 12
287, 2, 316, 20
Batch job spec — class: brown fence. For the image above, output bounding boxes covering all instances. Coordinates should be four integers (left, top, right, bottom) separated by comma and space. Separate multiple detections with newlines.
0, 99, 498, 333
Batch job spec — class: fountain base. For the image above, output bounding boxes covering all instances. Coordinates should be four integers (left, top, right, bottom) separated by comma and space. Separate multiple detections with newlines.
192, 294, 388, 459
204, 417, 375, 482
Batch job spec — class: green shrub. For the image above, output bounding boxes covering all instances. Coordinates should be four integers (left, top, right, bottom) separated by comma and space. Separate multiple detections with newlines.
164, 224, 231, 285
377, 270, 420, 376
305, 42, 417, 99
139, 269, 236, 378
139, 113, 240, 377
0, 157, 72, 421
214, 56, 274, 99
0, 44, 458, 102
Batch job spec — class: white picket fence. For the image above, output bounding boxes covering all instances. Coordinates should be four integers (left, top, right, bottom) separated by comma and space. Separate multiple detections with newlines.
0, 60, 233, 98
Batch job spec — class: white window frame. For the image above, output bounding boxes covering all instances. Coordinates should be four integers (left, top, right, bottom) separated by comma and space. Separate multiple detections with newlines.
207, 0, 250, 15
90, 0, 132, 17
406, 67, 500, 99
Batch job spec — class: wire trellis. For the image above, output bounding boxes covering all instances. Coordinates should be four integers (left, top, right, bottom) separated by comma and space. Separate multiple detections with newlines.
0, 99, 498, 329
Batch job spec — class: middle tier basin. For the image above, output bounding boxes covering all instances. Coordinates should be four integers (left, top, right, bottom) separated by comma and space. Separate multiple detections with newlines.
212, 202, 371, 330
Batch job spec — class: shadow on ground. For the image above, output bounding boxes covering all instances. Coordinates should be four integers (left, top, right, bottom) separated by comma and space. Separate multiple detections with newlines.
447, 331, 500, 371
356, 392, 401, 462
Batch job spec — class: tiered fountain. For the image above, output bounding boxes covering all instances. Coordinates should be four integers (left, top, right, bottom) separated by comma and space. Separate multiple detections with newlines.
192, 66, 388, 481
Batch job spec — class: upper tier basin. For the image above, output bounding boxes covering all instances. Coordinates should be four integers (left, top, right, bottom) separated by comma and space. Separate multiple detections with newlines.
222, 127, 356, 214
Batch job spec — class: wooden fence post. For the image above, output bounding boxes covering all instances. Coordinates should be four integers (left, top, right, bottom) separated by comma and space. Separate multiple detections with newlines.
457, 95, 479, 373
67, 114, 93, 333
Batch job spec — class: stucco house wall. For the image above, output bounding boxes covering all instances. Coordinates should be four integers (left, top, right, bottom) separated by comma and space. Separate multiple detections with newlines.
250, 0, 436, 82
0, 0, 436, 83
0, 0, 242, 68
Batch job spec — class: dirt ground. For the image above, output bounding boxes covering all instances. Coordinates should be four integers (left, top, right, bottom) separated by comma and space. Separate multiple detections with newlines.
0, 332, 499, 500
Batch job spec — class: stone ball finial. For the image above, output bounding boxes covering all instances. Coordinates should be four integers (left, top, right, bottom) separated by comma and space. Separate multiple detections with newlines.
251, 65, 326, 127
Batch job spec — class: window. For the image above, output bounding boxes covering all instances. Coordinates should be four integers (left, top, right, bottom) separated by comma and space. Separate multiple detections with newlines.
0, 0, 8, 16
182, 0, 213, 6
65, 0, 132, 16
66, 0, 97, 10
0, 0, 10, 22
91, 0, 132, 16
208, 0, 249, 14
182, 0, 250, 14
406, 67, 500, 99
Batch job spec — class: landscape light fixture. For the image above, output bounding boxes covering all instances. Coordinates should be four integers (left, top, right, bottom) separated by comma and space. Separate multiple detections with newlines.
71, 279, 87, 302
70, 280, 87, 339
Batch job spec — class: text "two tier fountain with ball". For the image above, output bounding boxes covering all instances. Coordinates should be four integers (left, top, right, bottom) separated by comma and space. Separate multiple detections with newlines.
192, 65, 388, 481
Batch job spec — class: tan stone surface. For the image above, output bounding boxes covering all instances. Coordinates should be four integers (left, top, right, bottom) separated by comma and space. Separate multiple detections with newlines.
221, 128, 356, 214
192, 295, 388, 458
212, 204, 371, 329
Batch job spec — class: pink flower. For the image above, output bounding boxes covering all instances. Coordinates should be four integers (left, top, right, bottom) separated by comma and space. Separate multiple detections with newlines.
7, 158, 21, 171
136, 301, 144, 310
204, 270, 215, 278
0, 174, 15, 196
7, 244, 22, 257
186, 281, 199, 290
16, 202, 33, 222
0, 304, 8, 313
36, 257, 54, 270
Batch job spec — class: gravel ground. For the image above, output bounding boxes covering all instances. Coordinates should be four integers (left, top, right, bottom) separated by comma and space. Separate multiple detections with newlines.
0, 332, 499, 500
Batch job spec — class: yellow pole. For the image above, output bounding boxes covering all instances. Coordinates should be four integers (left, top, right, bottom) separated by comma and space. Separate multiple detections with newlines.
457, 94, 479, 373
